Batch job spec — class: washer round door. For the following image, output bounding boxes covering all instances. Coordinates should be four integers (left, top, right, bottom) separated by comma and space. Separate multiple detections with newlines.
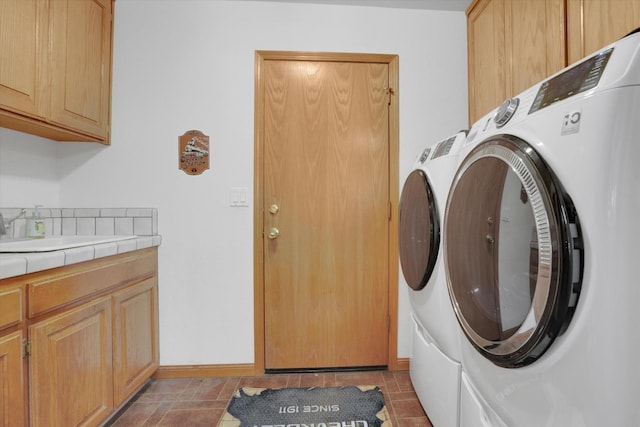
399, 169, 440, 291
444, 135, 583, 367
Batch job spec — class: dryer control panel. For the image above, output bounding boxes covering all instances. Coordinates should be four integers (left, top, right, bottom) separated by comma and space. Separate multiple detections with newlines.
529, 47, 613, 114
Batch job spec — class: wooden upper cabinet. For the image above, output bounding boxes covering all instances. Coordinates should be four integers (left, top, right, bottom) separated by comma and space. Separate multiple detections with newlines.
506, 0, 565, 96
0, 0, 47, 120
49, 0, 112, 140
567, 0, 640, 64
0, 0, 113, 144
467, 0, 640, 125
466, 0, 565, 124
467, 0, 506, 125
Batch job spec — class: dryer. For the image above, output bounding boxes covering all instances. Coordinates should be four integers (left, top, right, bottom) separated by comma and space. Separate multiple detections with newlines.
399, 131, 466, 427
444, 29, 640, 426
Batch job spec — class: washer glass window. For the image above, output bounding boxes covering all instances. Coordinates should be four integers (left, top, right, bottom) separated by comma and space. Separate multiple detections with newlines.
445, 136, 583, 367
399, 169, 440, 291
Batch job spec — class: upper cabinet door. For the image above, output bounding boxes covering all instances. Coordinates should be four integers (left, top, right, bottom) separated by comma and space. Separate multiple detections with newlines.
49, 0, 112, 140
467, 0, 507, 124
505, 0, 565, 97
467, 0, 565, 124
567, 0, 640, 64
0, 0, 48, 120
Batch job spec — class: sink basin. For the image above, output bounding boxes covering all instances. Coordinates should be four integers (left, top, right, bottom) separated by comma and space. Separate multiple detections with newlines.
0, 235, 138, 253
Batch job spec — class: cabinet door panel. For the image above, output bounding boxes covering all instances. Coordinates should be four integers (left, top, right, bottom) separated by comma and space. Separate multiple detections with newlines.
506, 0, 565, 96
49, 0, 112, 139
0, 0, 47, 119
0, 330, 26, 427
567, 0, 640, 64
30, 298, 113, 427
467, 0, 565, 123
467, 0, 506, 123
112, 278, 159, 405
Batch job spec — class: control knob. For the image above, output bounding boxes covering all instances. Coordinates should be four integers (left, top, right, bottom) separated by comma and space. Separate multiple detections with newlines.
494, 98, 519, 128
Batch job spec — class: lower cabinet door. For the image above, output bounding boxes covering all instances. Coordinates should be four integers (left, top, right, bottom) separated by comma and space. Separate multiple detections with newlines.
30, 298, 113, 427
0, 330, 27, 427
112, 277, 159, 405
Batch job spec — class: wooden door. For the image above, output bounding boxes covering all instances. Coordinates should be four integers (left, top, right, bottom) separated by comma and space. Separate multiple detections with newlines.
258, 54, 394, 371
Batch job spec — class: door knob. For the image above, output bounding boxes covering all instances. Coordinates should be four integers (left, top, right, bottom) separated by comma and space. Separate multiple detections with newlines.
268, 227, 280, 239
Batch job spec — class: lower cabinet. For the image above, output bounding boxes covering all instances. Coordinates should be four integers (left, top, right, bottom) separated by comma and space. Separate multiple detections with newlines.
30, 298, 114, 427
0, 247, 159, 427
0, 330, 27, 427
0, 282, 27, 427
113, 277, 159, 406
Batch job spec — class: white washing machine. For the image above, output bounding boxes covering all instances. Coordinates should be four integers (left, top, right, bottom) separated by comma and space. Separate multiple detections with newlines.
444, 29, 640, 426
399, 131, 466, 427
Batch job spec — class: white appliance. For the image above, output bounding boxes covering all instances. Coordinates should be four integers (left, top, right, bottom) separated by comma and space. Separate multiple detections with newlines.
444, 29, 640, 426
399, 131, 466, 427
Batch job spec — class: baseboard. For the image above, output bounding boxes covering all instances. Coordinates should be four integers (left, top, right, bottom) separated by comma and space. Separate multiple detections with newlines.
153, 363, 257, 378
396, 357, 410, 371
154, 359, 410, 379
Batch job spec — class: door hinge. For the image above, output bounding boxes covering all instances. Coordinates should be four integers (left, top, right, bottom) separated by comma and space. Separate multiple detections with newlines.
388, 202, 392, 220
388, 315, 391, 332
385, 87, 395, 105
23, 339, 31, 358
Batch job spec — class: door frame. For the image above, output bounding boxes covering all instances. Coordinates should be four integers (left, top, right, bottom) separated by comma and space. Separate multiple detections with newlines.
253, 50, 400, 373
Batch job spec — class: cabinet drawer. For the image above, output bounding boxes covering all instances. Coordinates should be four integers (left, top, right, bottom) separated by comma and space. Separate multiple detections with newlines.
28, 248, 157, 319
0, 285, 24, 330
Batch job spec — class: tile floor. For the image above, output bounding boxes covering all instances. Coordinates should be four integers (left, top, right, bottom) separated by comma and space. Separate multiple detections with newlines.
107, 370, 433, 426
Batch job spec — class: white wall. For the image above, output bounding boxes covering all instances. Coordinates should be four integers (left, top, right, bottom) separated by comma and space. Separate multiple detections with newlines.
0, 128, 63, 207
0, 0, 468, 365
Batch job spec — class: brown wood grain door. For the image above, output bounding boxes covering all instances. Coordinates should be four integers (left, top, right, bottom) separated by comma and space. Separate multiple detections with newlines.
259, 56, 391, 370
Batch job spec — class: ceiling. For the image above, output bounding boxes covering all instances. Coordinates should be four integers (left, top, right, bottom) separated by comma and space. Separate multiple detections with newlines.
248, 0, 472, 12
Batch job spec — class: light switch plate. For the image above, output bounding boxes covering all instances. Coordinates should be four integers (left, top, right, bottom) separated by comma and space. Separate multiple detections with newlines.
230, 187, 249, 207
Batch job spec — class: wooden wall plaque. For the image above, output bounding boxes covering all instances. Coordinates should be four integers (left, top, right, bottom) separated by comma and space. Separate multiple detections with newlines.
179, 130, 210, 175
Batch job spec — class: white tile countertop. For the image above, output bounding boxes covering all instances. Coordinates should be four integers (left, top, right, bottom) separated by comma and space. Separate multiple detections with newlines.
0, 207, 161, 280
0, 235, 162, 280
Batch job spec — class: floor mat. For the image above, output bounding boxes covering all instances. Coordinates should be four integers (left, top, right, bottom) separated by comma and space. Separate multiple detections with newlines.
219, 385, 392, 427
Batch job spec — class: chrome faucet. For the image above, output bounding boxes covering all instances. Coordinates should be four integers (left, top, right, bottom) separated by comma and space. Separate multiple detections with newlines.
0, 209, 26, 236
